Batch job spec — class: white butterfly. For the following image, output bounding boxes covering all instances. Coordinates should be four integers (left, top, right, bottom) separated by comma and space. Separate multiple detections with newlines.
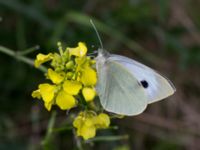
95, 49, 176, 116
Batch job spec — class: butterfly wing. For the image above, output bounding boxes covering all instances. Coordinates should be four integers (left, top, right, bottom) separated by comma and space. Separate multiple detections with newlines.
109, 54, 176, 104
96, 58, 148, 116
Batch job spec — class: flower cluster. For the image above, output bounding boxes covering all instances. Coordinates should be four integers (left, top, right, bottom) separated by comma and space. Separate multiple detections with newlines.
32, 42, 110, 140
73, 111, 110, 140
32, 42, 97, 111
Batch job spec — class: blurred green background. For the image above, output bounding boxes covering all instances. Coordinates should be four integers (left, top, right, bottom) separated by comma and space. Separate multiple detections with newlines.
0, 0, 200, 149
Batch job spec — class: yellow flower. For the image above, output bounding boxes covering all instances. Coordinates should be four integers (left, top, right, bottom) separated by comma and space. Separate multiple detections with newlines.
31, 89, 41, 99
34, 53, 53, 68
73, 111, 110, 140
68, 42, 87, 57
82, 87, 96, 102
74, 55, 97, 86
39, 83, 56, 103
56, 90, 76, 110
81, 67, 97, 86
73, 112, 96, 140
94, 113, 110, 128
75, 57, 88, 71
77, 119, 96, 140
63, 80, 82, 95
47, 68, 64, 84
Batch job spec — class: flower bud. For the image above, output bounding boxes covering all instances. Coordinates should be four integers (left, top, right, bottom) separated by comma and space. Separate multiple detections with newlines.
66, 61, 74, 69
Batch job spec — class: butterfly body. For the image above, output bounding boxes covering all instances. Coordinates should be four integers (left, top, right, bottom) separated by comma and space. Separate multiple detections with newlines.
95, 49, 176, 116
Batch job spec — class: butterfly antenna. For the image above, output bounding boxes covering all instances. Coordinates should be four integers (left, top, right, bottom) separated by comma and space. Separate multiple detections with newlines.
90, 19, 104, 50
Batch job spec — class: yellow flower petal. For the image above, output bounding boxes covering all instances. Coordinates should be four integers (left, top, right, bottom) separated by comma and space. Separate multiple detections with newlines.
34, 53, 53, 68
44, 102, 53, 111
47, 68, 64, 84
63, 80, 82, 95
81, 67, 97, 86
39, 83, 56, 103
56, 90, 76, 110
82, 87, 96, 102
68, 42, 87, 57
31, 89, 41, 99
94, 113, 110, 128
78, 42, 87, 56
73, 116, 83, 129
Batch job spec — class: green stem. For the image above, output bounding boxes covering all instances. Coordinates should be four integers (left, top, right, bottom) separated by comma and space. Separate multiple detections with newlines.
42, 111, 57, 148
102, 126, 119, 130
0, 46, 47, 72
73, 129, 84, 150
52, 126, 73, 132
85, 135, 129, 143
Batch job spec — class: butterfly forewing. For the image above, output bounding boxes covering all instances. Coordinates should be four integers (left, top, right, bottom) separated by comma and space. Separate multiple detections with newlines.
96, 59, 148, 116
109, 54, 176, 104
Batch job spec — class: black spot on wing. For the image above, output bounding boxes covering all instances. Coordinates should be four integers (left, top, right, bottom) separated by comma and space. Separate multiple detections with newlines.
140, 80, 149, 88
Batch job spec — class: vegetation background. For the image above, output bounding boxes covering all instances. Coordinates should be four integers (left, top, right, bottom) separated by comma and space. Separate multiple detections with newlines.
0, 0, 200, 149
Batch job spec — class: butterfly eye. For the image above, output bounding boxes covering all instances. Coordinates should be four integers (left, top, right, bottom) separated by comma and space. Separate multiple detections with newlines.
140, 80, 149, 88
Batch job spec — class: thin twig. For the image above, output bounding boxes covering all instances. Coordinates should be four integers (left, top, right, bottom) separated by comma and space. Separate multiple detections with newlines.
17, 45, 40, 56
0, 46, 47, 72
